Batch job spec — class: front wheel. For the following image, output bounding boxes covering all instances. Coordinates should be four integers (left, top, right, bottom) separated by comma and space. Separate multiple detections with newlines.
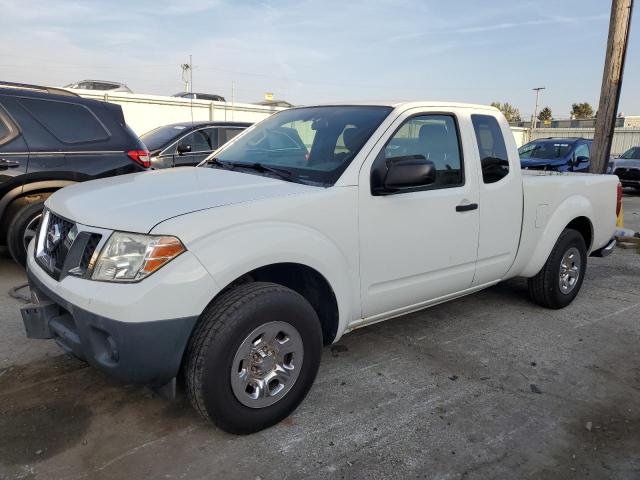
184, 282, 323, 434
528, 229, 587, 309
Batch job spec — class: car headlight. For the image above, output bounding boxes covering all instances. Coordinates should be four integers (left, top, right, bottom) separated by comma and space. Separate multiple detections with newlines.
92, 232, 185, 282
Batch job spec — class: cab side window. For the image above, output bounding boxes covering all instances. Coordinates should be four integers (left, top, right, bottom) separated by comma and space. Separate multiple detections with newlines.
471, 114, 510, 184
376, 114, 464, 189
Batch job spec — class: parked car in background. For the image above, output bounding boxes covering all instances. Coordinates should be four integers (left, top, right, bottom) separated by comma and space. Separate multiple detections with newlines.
608, 146, 640, 190
518, 137, 592, 172
64, 80, 133, 93
0, 81, 148, 265
172, 92, 226, 102
141, 121, 251, 169
21, 102, 619, 434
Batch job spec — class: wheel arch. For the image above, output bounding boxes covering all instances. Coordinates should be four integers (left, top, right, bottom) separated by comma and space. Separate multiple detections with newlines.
0, 181, 76, 244
212, 262, 340, 345
516, 194, 595, 278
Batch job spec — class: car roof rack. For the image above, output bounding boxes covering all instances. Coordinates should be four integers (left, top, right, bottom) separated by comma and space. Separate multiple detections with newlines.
0, 81, 79, 97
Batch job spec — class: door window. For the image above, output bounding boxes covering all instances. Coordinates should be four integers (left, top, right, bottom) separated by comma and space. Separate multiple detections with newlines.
179, 128, 215, 153
0, 116, 11, 144
19, 97, 109, 144
376, 114, 463, 189
471, 114, 510, 184
574, 143, 590, 159
219, 128, 243, 145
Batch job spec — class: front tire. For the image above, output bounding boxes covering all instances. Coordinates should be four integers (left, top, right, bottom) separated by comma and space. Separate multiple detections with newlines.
528, 229, 587, 309
184, 282, 323, 434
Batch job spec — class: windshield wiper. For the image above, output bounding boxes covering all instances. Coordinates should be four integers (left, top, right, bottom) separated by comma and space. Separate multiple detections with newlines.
202, 157, 235, 169
230, 162, 299, 183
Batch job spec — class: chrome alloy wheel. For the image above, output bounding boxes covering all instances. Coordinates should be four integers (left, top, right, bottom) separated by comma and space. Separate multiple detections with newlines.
22, 213, 42, 252
559, 247, 581, 294
230, 321, 304, 408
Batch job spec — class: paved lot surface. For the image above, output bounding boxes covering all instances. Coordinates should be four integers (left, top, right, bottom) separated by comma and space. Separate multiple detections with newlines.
1, 192, 639, 480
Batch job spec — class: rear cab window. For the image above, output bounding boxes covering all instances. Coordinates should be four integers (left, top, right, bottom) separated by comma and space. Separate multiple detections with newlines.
18, 97, 110, 144
471, 114, 510, 184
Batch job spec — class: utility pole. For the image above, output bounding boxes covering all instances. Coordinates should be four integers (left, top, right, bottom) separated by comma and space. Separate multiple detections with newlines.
181, 61, 191, 92
531, 87, 545, 132
591, 0, 634, 173
189, 54, 193, 94
231, 81, 235, 120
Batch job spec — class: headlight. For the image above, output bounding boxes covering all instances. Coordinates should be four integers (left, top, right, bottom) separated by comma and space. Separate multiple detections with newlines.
92, 232, 185, 282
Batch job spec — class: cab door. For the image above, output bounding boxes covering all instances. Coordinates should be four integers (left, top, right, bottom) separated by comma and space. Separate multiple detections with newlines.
358, 109, 480, 319
470, 113, 522, 286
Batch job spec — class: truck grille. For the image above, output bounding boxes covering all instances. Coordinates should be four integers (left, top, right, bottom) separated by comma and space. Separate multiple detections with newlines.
35, 210, 103, 280
43, 212, 74, 269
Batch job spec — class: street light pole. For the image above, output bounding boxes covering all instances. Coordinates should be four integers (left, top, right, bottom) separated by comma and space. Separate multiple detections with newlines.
531, 87, 546, 132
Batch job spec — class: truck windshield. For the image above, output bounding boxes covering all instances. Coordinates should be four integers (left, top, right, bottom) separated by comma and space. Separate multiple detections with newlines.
204, 106, 392, 186
519, 141, 573, 159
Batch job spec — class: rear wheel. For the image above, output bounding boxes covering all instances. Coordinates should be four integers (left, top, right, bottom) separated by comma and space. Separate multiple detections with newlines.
7, 199, 47, 266
528, 229, 587, 309
184, 282, 323, 434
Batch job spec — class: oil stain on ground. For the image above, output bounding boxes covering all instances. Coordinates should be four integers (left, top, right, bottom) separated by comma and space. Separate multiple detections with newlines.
0, 400, 92, 465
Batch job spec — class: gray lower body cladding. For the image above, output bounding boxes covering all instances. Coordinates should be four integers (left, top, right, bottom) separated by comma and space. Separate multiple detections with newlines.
21, 268, 198, 387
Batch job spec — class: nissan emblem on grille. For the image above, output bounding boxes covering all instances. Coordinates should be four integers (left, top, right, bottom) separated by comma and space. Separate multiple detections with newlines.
46, 223, 62, 251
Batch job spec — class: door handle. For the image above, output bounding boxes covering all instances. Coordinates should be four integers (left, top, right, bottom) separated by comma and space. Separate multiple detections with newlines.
0, 158, 20, 170
456, 203, 478, 212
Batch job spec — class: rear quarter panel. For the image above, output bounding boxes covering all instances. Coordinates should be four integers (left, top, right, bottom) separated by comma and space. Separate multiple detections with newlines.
507, 171, 618, 279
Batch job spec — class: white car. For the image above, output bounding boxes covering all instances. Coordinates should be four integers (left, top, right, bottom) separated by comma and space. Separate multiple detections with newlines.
21, 102, 619, 434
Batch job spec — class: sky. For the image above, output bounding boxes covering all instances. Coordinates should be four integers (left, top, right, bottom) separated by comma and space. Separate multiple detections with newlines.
0, 0, 638, 119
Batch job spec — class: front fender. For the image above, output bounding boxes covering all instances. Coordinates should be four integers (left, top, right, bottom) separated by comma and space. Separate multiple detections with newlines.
162, 220, 359, 340
518, 194, 594, 278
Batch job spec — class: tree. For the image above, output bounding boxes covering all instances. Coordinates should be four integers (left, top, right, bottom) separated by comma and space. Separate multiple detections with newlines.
490, 102, 521, 123
570, 102, 594, 119
537, 107, 553, 122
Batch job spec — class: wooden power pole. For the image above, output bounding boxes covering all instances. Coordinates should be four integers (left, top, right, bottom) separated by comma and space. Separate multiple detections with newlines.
591, 0, 634, 173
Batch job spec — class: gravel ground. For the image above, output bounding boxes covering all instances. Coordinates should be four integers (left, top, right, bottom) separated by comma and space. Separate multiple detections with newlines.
0, 192, 638, 480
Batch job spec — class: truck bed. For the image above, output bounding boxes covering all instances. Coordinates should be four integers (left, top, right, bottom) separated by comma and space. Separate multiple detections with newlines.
507, 171, 619, 279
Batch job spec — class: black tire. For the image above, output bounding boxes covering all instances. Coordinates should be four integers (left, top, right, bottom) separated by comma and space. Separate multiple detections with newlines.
6, 200, 46, 266
184, 282, 323, 434
527, 229, 587, 309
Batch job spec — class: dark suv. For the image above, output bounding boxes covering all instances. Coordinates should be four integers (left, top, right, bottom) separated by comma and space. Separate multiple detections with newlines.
0, 82, 148, 265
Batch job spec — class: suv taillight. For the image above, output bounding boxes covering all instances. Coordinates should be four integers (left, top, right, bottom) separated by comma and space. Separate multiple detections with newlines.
128, 150, 150, 168
616, 182, 622, 217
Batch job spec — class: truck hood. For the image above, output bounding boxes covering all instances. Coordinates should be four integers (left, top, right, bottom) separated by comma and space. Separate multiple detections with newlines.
520, 158, 569, 169
47, 167, 317, 233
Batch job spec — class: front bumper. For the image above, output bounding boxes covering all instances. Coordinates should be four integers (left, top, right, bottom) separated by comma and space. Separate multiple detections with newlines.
21, 266, 199, 387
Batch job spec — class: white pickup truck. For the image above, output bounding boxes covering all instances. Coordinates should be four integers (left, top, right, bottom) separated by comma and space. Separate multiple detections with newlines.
21, 102, 620, 434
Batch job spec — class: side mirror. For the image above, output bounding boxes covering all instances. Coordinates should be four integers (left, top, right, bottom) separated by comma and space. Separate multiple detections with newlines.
576, 155, 589, 163
177, 143, 192, 155
373, 155, 436, 195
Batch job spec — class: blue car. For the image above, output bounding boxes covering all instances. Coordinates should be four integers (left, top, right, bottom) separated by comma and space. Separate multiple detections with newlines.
518, 137, 592, 172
